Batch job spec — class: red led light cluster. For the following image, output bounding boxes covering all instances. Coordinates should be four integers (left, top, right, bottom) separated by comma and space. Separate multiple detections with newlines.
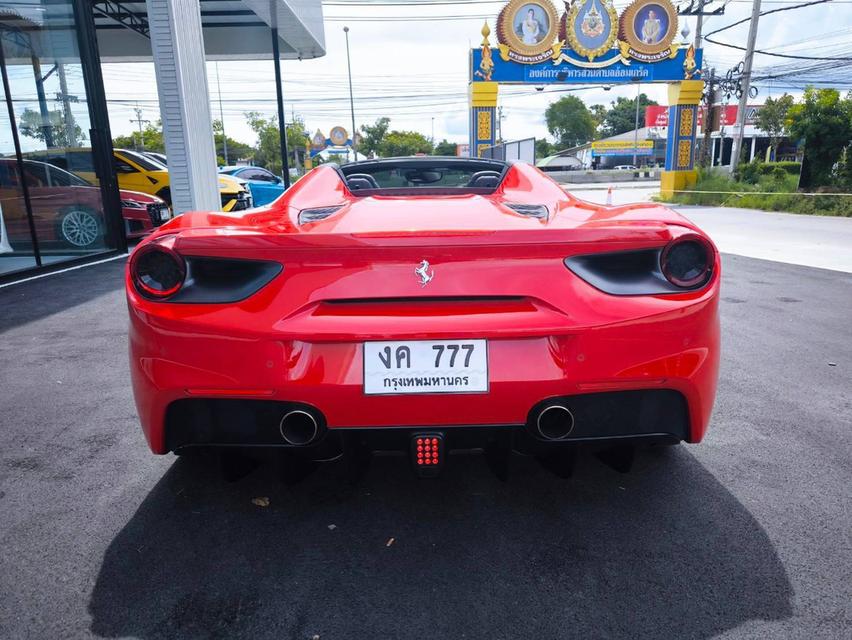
415, 437, 440, 466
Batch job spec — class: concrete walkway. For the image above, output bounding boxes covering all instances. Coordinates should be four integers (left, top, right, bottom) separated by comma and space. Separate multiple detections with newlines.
565, 183, 852, 274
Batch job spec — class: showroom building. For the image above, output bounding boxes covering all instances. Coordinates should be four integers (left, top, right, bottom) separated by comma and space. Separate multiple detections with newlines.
0, 0, 325, 282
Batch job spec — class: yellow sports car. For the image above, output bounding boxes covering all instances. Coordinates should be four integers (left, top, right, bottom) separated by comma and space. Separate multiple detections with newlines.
26, 148, 252, 212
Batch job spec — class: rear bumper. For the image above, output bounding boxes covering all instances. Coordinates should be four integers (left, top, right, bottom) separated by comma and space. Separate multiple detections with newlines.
163, 389, 688, 453
128, 295, 720, 454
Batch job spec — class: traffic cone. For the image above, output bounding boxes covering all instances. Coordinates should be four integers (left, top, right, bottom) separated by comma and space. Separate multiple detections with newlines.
606, 186, 613, 206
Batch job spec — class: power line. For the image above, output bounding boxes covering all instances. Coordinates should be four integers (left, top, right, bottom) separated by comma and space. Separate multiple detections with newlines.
704, 0, 852, 60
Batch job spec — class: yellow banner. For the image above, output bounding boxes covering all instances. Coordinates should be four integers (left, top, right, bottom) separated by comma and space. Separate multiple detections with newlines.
592, 140, 654, 151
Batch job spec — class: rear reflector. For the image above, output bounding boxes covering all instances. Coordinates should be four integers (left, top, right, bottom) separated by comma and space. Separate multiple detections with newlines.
411, 433, 444, 477
186, 388, 275, 397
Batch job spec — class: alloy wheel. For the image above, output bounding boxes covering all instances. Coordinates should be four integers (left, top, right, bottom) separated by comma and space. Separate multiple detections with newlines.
60, 209, 100, 247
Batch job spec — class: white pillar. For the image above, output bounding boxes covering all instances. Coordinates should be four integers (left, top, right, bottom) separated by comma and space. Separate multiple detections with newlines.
146, 0, 220, 213
750, 136, 757, 163
710, 135, 716, 166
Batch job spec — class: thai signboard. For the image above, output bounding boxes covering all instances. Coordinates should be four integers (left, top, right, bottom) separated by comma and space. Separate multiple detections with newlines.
591, 140, 654, 156
471, 0, 703, 84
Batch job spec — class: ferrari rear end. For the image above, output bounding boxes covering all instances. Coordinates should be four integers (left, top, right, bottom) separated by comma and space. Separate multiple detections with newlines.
126, 159, 719, 474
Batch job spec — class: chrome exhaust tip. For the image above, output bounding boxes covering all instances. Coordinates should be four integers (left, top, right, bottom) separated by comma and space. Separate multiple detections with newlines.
535, 405, 575, 441
279, 410, 319, 446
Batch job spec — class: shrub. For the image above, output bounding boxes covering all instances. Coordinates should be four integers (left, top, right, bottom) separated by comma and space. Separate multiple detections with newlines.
736, 160, 801, 184
766, 161, 802, 176
658, 165, 851, 216
736, 160, 763, 184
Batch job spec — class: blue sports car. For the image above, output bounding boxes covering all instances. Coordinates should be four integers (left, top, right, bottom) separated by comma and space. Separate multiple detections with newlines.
219, 165, 286, 206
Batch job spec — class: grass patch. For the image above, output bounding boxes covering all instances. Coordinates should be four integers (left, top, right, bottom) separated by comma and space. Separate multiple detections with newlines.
658, 166, 852, 217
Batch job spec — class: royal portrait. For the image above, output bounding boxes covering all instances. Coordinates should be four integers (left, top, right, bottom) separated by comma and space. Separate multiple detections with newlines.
618, 0, 678, 59
497, 0, 560, 60
634, 4, 668, 45
515, 4, 550, 44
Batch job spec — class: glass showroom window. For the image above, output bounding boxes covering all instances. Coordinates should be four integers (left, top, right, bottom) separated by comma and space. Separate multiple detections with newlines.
0, 1, 120, 278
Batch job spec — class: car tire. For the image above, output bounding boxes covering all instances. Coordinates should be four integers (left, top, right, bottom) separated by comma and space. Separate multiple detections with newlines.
58, 207, 102, 248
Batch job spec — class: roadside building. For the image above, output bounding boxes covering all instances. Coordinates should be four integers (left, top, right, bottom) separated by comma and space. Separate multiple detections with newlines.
540, 103, 798, 175
541, 127, 666, 171
645, 104, 799, 166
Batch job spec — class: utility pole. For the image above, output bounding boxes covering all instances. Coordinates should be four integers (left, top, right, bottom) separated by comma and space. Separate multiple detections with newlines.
700, 68, 716, 168
31, 56, 54, 148
632, 81, 641, 167
730, 0, 761, 173
56, 62, 78, 148
130, 104, 149, 151
215, 61, 228, 165
343, 26, 358, 161
694, 0, 705, 49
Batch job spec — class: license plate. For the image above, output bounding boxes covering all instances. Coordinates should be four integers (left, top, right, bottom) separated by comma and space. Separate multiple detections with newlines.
363, 340, 488, 395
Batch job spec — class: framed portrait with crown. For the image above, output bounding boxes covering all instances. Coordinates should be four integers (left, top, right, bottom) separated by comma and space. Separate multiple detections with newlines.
618, 0, 679, 61
497, 0, 560, 61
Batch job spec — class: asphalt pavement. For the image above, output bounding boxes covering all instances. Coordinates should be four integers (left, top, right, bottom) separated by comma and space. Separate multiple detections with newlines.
1, 252, 851, 639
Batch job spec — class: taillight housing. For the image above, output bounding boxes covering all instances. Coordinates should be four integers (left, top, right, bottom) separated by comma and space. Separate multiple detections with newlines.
129, 236, 282, 303
130, 242, 186, 299
660, 233, 714, 289
564, 230, 716, 295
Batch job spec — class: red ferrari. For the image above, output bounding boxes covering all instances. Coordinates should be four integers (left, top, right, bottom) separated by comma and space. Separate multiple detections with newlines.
127, 157, 720, 475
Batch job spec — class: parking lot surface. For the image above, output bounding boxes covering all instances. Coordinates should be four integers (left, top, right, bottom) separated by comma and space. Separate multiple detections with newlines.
1, 254, 850, 639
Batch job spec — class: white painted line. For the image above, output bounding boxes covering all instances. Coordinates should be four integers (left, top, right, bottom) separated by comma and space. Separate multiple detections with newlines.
0, 253, 128, 289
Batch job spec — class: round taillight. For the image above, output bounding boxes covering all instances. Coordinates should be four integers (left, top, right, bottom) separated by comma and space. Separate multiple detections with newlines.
130, 244, 185, 298
660, 234, 714, 288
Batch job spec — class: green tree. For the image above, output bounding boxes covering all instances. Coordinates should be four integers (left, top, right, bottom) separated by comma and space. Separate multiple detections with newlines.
19, 107, 85, 147
245, 112, 309, 174
544, 95, 596, 149
359, 117, 390, 157
787, 88, 852, 187
756, 94, 795, 161
433, 139, 458, 156
590, 104, 607, 133
601, 94, 658, 137
378, 130, 434, 157
535, 138, 555, 159
113, 120, 164, 152
212, 119, 254, 166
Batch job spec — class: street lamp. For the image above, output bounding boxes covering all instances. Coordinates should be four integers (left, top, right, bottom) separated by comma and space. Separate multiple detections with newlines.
343, 26, 358, 161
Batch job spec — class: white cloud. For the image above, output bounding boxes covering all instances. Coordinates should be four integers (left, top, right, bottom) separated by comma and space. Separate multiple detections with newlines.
101, 1, 852, 149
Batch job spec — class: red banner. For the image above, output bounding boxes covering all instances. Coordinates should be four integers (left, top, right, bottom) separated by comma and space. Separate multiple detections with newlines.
645, 105, 760, 128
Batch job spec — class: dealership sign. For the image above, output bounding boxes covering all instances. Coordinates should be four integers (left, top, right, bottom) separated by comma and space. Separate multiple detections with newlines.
591, 139, 654, 156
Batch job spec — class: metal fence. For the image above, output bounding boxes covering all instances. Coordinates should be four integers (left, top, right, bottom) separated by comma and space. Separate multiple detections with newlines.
481, 137, 536, 164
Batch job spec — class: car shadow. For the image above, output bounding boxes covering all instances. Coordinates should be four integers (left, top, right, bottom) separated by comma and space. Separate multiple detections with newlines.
88, 447, 792, 639
0, 257, 126, 334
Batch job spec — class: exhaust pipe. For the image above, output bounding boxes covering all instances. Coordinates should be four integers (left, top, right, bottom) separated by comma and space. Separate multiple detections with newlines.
535, 405, 575, 441
279, 410, 319, 446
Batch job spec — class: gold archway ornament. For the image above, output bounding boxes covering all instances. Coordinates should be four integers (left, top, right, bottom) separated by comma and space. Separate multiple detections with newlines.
562, 0, 619, 62
496, 0, 563, 64
617, 0, 679, 63
475, 21, 495, 80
